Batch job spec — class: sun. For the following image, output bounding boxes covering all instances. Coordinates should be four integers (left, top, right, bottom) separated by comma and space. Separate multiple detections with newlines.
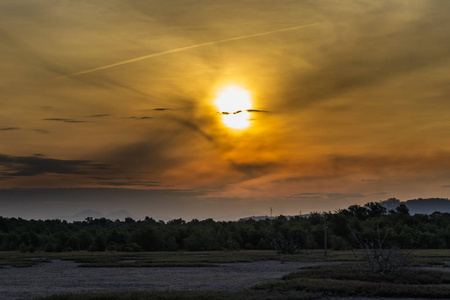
214, 85, 252, 130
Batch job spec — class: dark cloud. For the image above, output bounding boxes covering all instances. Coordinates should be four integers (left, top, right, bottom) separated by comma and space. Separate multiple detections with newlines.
100, 115, 216, 178
33, 154, 45, 157
0, 127, 20, 131
246, 109, 268, 113
43, 118, 86, 123
170, 118, 214, 143
103, 140, 181, 174
0, 154, 109, 177
127, 116, 153, 120
87, 114, 110, 118
219, 110, 263, 115
153, 108, 171, 111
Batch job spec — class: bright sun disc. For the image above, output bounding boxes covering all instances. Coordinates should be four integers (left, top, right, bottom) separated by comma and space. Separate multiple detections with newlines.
215, 86, 252, 130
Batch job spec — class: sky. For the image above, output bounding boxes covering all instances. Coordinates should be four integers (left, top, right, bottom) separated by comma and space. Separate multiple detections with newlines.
1, 0, 450, 220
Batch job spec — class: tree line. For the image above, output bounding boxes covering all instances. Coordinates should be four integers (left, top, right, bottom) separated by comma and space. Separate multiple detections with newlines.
0, 202, 449, 252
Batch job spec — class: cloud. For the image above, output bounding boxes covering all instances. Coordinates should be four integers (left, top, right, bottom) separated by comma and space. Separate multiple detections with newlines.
258, 1, 450, 114
87, 114, 110, 118
170, 118, 214, 143
246, 109, 269, 113
0, 154, 109, 177
43, 118, 86, 123
218, 110, 269, 115
0, 127, 20, 131
2, 0, 450, 207
127, 116, 152, 120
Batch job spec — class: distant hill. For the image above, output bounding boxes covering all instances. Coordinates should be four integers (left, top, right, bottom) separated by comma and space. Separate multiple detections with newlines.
59, 209, 134, 222
59, 209, 103, 222
105, 209, 134, 221
379, 198, 450, 214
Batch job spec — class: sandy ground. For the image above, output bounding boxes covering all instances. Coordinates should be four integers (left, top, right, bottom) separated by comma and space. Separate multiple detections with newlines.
0, 259, 321, 300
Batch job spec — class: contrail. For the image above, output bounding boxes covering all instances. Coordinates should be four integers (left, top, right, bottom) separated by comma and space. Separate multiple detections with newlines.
56, 22, 322, 79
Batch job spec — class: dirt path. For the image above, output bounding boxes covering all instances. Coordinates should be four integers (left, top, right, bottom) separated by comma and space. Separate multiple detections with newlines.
0, 259, 321, 300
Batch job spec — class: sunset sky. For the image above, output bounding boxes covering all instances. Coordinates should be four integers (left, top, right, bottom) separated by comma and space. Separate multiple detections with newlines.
1, 0, 450, 220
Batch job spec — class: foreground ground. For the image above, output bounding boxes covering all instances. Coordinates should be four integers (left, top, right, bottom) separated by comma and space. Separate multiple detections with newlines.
0, 259, 320, 299
0, 250, 448, 300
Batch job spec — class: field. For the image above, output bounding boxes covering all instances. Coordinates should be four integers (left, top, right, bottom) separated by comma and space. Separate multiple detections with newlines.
0, 250, 449, 299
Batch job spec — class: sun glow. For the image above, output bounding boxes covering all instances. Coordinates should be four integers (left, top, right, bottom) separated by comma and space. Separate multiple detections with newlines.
214, 85, 252, 130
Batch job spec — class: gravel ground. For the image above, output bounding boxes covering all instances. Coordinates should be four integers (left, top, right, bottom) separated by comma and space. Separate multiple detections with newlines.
0, 259, 320, 300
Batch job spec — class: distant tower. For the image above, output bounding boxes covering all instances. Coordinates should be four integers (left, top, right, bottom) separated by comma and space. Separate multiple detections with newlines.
270, 207, 273, 217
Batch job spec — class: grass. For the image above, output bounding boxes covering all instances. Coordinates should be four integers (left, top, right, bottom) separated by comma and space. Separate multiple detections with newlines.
254, 278, 450, 298
0, 252, 51, 267
253, 249, 450, 299
283, 262, 450, 284
0, 250, 280, 268
0, 249, 408, 268
1, 248, 449, 269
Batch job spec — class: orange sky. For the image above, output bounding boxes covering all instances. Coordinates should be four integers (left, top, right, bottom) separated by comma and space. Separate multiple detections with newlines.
1, 0, 450, 219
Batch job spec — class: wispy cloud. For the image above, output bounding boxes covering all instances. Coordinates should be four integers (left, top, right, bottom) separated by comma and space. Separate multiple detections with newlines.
0, 154, 109, 177
246, 109, 269, 113
127, 116, 152, 120
87, 114, 110, 118
0, 127, 20, 131
43, 118, 86, 123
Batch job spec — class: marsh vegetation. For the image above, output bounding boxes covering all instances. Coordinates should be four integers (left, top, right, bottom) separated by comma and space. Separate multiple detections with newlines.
0, 249, 448, 299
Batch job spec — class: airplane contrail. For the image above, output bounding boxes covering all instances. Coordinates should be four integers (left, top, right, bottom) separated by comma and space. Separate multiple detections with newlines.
56, 22, 323, 79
